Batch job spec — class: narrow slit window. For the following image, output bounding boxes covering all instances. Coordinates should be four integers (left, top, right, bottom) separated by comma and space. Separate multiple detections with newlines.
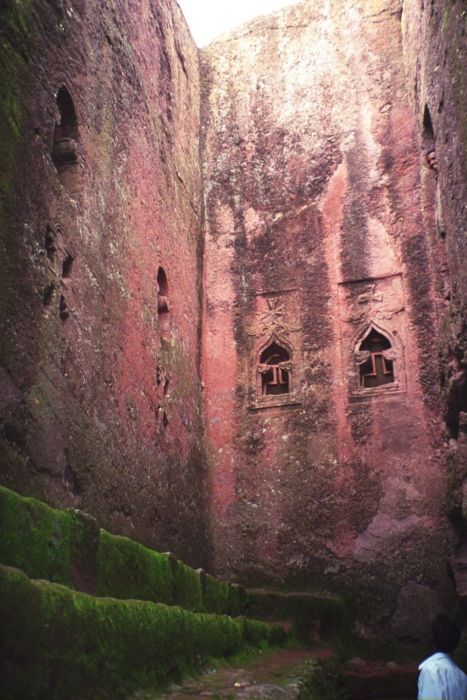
157, 267, 170, 337
423, 104, 435, 140
157, 267, 169, 314
62, 252, 74, 278
43, 283, 55, 306
45, 225, 57, 261
59, 294, 69, 320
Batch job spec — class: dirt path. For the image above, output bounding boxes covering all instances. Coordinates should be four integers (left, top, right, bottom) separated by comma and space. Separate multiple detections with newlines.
131, 648, 324, 700
129, 647, 418, 700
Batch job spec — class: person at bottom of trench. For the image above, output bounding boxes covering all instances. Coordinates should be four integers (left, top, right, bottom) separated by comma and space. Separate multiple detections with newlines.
418, 614, 467, 700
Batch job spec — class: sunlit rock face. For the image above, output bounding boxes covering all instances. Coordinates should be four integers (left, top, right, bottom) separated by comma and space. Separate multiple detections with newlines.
0, 0, 209, 567
200, 0, 456, 628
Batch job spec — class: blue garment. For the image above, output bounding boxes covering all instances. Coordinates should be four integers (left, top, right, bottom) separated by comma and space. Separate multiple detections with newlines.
418, 652, 467, 700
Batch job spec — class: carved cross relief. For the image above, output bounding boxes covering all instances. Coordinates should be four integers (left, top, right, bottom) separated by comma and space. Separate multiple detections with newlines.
247, 297, 301, 343
341, 281, 405, 326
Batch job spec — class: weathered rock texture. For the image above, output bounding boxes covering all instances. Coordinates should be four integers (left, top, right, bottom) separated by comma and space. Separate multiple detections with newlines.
201, 0, 458, 625
401, 0, 467, 606
1, 0, 466, 634
0, 0, 208, 566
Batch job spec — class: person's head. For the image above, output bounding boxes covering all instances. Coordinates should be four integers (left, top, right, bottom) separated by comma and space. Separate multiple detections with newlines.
432, 614, 461, 653
426, 148, 438, 173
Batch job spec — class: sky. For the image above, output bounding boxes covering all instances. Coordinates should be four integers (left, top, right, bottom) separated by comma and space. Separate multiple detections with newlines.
177, 0, 294, 47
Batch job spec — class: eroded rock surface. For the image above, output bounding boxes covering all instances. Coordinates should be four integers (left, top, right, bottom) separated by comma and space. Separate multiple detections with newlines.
201, 0, 456, 627
0, 0, 208, 566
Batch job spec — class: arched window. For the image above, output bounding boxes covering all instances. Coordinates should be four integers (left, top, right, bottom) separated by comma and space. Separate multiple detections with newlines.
259, 341, 290, 396
358, 329, 395, 389
52, 86, 79, 168
157, 267, 170, 337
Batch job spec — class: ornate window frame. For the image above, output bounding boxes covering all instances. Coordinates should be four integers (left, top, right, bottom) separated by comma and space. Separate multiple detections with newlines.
248, 294, 303, 411
350, 321, 406, 399
252, 335, 300, 409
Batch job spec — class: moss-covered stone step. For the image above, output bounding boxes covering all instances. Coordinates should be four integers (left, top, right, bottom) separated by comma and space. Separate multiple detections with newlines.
247, 589, 349, 643
0, 563, 287, 700
0, 485, 246, 614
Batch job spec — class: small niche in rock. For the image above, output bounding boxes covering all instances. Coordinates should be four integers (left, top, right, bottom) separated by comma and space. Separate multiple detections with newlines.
423, 104, 435, 141
157, 266, 170, 338
59, 294, 69, 320
445, 366, 467, 438
43, 283, 55, 306
52, 86, 79, 169
163, 378, 169, 396
62, 252, 74, 278
44, 225, 57, 261
2, 423, 25, 450
162, 411, 169, 428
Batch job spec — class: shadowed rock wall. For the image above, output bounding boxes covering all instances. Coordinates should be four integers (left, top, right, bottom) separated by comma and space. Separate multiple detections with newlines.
0, 0, 208, 566
401, 0, 467, 604
201, 0, 456, 630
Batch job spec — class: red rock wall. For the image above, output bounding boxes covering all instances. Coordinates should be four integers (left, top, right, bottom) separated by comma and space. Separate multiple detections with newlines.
401, 0, 467, 603
201, 0, 455, 629
0, 0, 208, 565
1, 0, 466, 634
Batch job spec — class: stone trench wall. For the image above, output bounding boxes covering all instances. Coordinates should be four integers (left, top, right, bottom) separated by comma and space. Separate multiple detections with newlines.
1, 0, 466, 636
0, 0, 209, 566
401, 0, 467, 602
201, 0, 457, 632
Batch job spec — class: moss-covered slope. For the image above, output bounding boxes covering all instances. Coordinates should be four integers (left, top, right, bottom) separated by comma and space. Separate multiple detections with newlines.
0, 485, 246, 613
0, 564, 286, 700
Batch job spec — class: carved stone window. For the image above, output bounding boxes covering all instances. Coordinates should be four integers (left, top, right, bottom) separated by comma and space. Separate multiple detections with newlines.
248, 293, 302, 410
252, 337, 300, 409
259, 342, 291, 396
353, 326, 401, 397
358, 329, 395, 388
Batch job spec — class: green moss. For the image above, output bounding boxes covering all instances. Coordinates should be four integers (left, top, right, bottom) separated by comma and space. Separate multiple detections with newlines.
228, 582, 249, 616
96, 530, 173, 604
0, 486, 248, 616
203, 575, 248, 616
0, 0, 32, 36
0, 0, 33, 184
0, 485, 97, 586
298, 658, 350, 700
248, 590, 349, 643
0, 564, 286, 700
241, 616, 287, 647
204, 573, 231, 614
172, 557, 204, 611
